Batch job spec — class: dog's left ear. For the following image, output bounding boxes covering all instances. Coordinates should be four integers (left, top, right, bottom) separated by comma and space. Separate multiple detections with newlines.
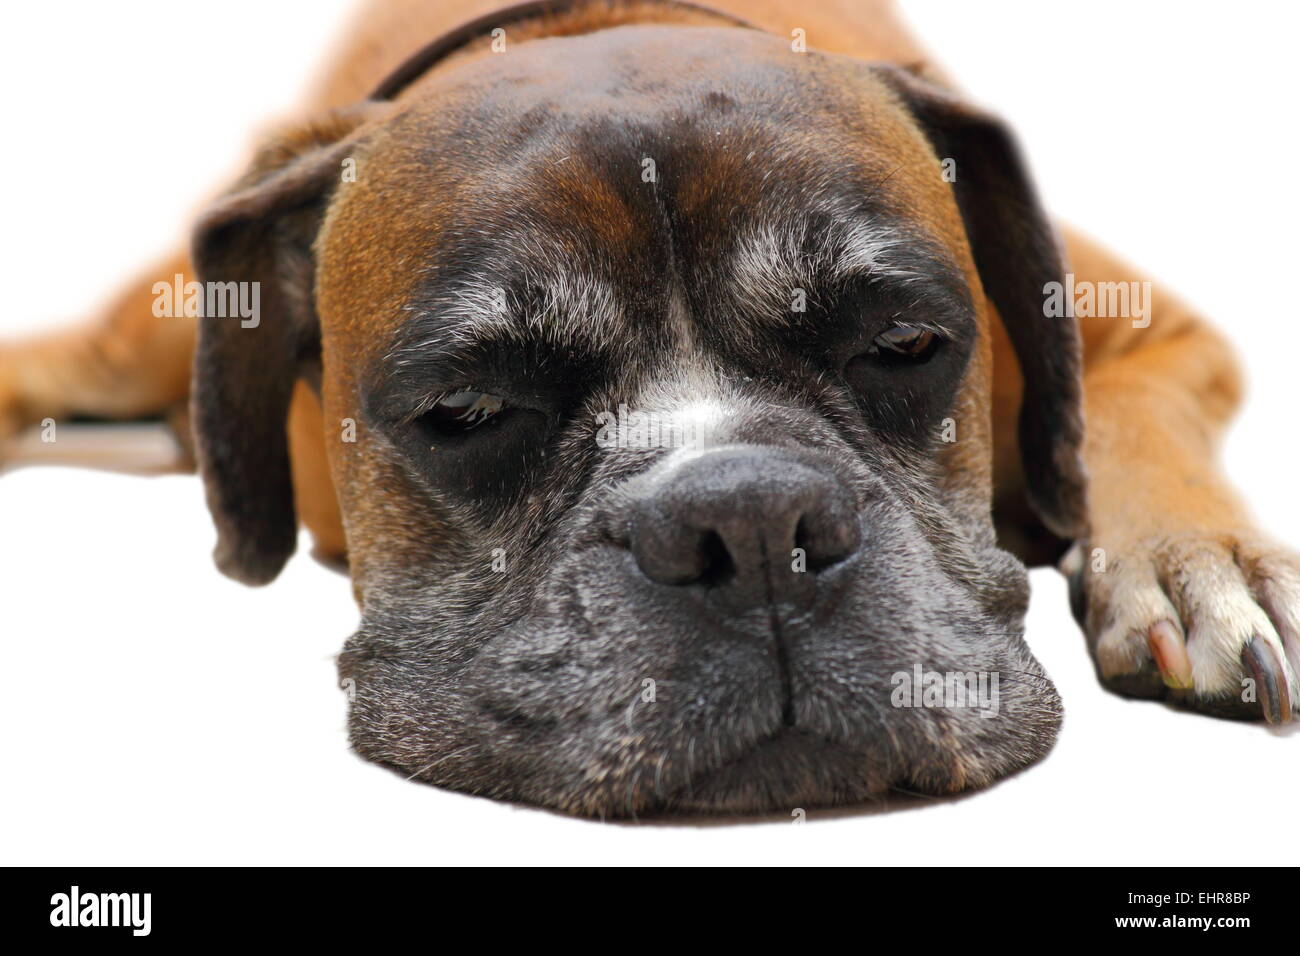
191, 102, 392, 585
873, 66, 1089, 541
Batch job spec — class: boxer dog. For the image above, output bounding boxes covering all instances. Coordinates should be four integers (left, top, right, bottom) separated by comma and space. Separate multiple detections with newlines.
1, 0, 1296, 817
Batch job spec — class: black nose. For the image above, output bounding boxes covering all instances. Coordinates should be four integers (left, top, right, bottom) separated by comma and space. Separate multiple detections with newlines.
628, 445, 861, 594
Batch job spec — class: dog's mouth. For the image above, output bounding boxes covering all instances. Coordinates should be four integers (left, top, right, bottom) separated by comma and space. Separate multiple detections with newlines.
654, 729, 885, 817
347, 623, 1061, 817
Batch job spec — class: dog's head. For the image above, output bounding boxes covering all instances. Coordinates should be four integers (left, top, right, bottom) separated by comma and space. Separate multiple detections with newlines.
191, 25, 1084, 815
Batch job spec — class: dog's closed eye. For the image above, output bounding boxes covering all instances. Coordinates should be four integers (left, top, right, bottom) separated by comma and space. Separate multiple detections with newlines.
864, 324, 940, 363
838, 317, 967, 445
421, 389, 508, 436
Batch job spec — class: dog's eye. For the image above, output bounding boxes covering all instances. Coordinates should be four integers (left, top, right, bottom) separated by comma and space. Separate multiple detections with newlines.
867, 325, 940, 361
422, 390, 507, 434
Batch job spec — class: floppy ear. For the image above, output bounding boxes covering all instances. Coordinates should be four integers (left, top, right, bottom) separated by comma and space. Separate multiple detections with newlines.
873, 66, 1089, 541
191, 103, 390, 585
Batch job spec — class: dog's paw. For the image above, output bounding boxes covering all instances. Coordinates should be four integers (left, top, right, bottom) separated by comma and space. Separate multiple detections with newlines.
1064, 532, 1300, 724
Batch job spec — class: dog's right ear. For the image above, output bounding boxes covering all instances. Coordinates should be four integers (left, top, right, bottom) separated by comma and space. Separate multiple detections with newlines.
191, 103, 392, 585
872, 65, 1089, 542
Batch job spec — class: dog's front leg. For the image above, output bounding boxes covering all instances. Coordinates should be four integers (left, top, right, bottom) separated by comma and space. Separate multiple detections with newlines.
0, 248, 197, 456
1061, 230, 1299, 723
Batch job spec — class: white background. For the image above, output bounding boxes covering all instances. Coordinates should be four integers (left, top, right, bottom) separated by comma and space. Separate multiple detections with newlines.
1, 1, 1296, 865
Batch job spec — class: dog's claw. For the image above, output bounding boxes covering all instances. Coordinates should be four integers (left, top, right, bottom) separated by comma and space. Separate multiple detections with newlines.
1241, 637, 1292, 725
1147, 620, 1193, 690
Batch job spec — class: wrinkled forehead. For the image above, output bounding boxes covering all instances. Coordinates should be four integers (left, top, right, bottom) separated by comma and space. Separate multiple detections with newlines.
317, 25, 977, 384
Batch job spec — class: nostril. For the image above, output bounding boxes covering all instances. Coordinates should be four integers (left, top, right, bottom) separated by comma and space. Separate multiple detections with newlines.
794, 515, 817, 568
796, 510, 860, 572
794, 515, 812, 555
697, 529, 735, 586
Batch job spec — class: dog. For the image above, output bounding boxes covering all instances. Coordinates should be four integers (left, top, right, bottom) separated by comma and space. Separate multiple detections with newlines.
1, 0, 1296, 817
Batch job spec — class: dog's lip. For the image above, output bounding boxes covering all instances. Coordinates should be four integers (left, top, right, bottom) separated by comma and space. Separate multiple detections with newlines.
657, 727, 881, 816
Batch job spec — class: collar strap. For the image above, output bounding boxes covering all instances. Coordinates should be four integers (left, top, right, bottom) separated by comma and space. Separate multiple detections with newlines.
368, 0, 759, 101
